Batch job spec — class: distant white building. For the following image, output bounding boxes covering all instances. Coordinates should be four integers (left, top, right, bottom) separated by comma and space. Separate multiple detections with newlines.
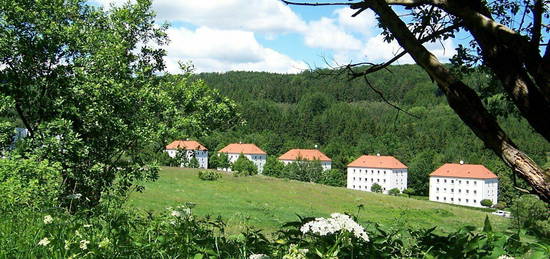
347, 154, 408, 194
278, 149, 332, 171
429, 163, 498, 208
218, 143, 267, 173
165, 140, 208, 169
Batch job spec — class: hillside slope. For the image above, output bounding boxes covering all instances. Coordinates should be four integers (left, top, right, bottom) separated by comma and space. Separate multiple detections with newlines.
129, 167, 509, 234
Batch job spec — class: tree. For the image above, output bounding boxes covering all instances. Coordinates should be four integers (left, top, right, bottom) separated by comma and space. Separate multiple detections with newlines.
282, 0, 550, 202
217, 152, 231, 170
175, 148, 190, 167
231, 154, 258, 176
0, 0, 236, 210
188, 156, 200, 169
480, 199, 493, 208
403, 188, 415, 198
284, 159, 324, 182
511, 195, 550, 238
388, 188, 401, 196
320, 169, 346, 187
263, 156, 285, 177
371, 183, 383, 193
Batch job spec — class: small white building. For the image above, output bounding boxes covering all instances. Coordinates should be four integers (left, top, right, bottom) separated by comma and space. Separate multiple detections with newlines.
429, 163, 498, 207
165, 140, 208, 169
218, 143, 267, 173
278, 149, 332, 171
347, 155, 408, 194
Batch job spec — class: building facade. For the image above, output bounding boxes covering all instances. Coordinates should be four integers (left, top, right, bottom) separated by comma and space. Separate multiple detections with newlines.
165, 140, 208, 169
278, 149, 332, 171
218, 143, 267, 173
429, 163, 498, 207
347, 155, 408, 194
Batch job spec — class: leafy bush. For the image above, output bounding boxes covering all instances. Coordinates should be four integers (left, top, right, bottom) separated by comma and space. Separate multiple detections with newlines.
403, 188, 415, 198
198, 170, 222, 181
263, 156, 285, 177
494, 201, 507, 210
512, 194, 550, 238
0, 156, 60, 211
188, 156, 200, 168
388, 188, 401, 196
232, 154, 257, 176
481, 199, 493, 207
283, 160, 323, 182
319, 169, 346, 187
371, 183, 382, 193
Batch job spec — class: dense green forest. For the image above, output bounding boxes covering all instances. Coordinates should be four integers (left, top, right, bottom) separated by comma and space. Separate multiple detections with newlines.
185, 65, 549, 205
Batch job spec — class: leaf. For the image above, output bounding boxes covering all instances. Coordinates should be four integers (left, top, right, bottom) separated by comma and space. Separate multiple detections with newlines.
482, 215, 493, 233
193, 253, 204, 259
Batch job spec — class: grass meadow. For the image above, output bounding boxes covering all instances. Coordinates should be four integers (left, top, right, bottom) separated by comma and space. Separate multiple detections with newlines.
128, 167, 510, 234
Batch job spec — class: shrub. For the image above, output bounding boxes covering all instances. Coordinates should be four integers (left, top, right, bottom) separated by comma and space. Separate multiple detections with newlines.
232, 154, 257, 176
263, 156, 285, 177
198, 170, 222, 181
319, 169, 346, 187
188, 156, 200, 168
494, 201, 507, 210
512, 194, 550, 238
403, 188, 415, 198
481, 200, 494, 209
283, 160, 323, 182
388, 188, 401, 196
0, 156, 61, 211
371, 183, 382, 193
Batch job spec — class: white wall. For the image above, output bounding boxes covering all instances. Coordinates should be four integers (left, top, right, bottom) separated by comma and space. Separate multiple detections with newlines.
346, 167, 408, 194
280, 160, 331, 171
220, 153, 267, 174
429, 176, 498, 207
166, 149, 208, 169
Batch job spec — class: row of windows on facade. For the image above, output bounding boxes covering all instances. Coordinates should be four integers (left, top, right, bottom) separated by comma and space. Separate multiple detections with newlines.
352, 185, 390, 191
436, 196, 478, 204
352, 177, 404, 184
435, 178, 478, 185
434, 187, 480, 194
351, 169, 406, 174
230, 155, 264, 160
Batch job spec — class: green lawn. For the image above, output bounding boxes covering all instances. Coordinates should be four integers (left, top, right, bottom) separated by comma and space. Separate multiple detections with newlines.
128, 167, 510, 234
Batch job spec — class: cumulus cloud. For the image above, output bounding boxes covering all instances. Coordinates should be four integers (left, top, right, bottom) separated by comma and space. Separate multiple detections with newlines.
164, 27, 307, 73
303, 18, 362, 51
333, 8, 377, 35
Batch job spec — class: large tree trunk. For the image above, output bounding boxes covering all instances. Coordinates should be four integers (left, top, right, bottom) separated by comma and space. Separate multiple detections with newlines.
363, 0, 550, 202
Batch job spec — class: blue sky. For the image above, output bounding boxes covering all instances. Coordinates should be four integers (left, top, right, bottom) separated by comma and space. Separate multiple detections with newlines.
96, 0, 459, 74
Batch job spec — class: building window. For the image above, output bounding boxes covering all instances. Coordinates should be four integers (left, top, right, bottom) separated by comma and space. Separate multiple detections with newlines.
451, 189, 454, 193
466, 199, 469, 203
353, 177, 355, 180
458, 189, 461, 193
436, 187, 439, 192
459, 180, 461, 184
444, 179, 447, 183
474, 190, 477, 194
451, 198, 454, 201
444, 188, 446, 192
383, 179, 386, 183
437, 179, 440, 183
466, 181, 469, 184
444, 197, 446, 201
353, 169, 356, 173
466, 190, 469, 193
353, 185, 355, 188
451, 180, 454, 183
474, 199, 477, 203
458, 198, 461, 202
436, 196, 439, 200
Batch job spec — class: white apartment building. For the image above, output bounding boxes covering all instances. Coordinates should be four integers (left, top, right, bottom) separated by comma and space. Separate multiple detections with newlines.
429, 163, 498, 207
165, 140, 208, 169
347, 154, 408, 194
218, 143, 267, 173
278, 149, 332, 171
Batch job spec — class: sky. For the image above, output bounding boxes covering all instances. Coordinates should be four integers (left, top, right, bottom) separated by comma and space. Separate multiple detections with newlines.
94, 0, 459, 74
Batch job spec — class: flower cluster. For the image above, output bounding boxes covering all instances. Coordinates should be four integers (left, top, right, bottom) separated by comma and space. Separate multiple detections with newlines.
300, 213, 369, 242
43, 215, 53, 224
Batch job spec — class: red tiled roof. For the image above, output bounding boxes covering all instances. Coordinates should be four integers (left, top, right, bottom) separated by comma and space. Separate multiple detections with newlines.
278, 149, 331, 162
347, 155, 407, 169
430, 163, 498, 179
165, 140, 207, 151
218, 143, 266, 155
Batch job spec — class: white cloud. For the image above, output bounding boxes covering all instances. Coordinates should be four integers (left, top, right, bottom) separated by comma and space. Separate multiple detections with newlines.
334, 7, 377, 35
304, 18, 362, 51
164, 27, 306, 74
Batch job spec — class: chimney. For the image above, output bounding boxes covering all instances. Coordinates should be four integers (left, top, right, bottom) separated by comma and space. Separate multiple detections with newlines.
376, 153, 380, 156
239, 141, 242, 144
460, 160, 464, 165
314, 144, 318, 149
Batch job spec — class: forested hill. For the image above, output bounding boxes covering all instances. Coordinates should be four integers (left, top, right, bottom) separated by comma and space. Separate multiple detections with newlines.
195, 64, 444, 106
190, 64, 549, 203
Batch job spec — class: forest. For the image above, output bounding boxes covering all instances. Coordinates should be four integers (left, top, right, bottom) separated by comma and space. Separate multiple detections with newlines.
180, 65, 550, 206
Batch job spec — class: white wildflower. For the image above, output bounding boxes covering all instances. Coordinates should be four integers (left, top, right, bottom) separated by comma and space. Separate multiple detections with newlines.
64, 240, 71, 250
38, 237, 51, 246
66, 193, 82, 200
83, 224, 92, 228
79, 240, 90, 250
171, 210, 181, 217
283, 244, 308, 259
498, 256, 514, 259
249, 254, 270, 259
300, 213, 369, 242
75, 230, 82, 238
43, 215, 53, 224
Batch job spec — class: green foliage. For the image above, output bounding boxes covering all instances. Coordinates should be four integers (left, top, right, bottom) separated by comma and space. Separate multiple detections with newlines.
283, 160, 324, 183
371, 183, 383, 193
494, 202, 507, 210
319, 169, 346, 187
403, 188, 415, 198
512, 195, 550, 238
198, 170, 221, 181
210, 152, 230, 170
232, 154, 257, 176
388, 188, 401, 196
188, 156, 200, 169
481, 199, 494, 208
0, 156, 60, 211
263, 156, 285, 177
